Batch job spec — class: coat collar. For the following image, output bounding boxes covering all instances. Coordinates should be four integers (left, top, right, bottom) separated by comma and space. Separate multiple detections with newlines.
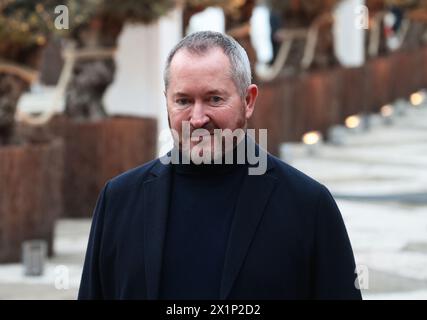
143, 140, 277, 299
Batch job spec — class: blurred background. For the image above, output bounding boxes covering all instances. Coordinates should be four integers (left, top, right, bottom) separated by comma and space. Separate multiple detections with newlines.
0, 0, 427, 299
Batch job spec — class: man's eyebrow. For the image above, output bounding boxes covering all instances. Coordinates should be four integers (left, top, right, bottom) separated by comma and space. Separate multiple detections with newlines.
205, 89, 227, 95
173, 90, 227, 97
173, 92, 190, 97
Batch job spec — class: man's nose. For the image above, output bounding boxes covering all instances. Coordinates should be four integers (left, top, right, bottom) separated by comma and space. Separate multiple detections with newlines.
189, 100, 210, 129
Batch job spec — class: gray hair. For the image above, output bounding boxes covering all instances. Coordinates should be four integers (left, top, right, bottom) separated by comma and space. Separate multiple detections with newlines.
163, 31, 252, 98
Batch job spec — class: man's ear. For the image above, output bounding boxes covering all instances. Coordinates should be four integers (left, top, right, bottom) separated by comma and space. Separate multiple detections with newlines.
245, 84, 258, 120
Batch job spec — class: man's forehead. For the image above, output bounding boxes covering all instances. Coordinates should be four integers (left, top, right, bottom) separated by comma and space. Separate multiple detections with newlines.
167, 47, 234, 91
170, 47, 230, 71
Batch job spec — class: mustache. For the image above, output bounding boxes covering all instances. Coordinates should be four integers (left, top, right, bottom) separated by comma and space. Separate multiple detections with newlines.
189, 124, 218, 135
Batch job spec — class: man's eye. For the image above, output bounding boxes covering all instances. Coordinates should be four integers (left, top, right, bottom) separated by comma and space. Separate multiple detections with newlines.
210, 96, 223, 104
176, 98, 190, 106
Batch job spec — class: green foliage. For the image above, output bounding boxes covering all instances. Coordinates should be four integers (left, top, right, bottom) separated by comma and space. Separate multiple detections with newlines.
99, 0, 175, 24
0, 1, 60, 63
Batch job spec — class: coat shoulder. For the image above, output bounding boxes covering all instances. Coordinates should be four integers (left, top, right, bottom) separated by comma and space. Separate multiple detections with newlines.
267, 153, 326, 200
106, 158, 163, 196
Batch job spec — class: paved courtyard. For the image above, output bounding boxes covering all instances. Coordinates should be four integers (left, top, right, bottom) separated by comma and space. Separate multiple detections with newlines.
284, 103, 427, 299
0, 102, 426, 299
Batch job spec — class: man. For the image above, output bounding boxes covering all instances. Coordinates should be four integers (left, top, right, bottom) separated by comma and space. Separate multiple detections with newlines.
78, 31, 361, 300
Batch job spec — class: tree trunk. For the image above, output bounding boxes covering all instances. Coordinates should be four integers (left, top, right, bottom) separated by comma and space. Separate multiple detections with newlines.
0, 74, 29, 145
65, 57, 114, 121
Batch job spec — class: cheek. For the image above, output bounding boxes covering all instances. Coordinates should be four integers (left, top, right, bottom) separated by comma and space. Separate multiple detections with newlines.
168, 109, 189, 130
209, 107, 246, 129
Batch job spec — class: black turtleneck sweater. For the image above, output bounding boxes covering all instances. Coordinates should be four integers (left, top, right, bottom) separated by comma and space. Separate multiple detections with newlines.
159, 153, 248, 300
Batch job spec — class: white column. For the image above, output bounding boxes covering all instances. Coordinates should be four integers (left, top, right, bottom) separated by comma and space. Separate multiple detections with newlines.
104, 23, 161, 118
250, 4, 273, 64
334, 0, 366, 67
157, 7, 183, 157
186, 7, 224, 34
104, 7, 183, 157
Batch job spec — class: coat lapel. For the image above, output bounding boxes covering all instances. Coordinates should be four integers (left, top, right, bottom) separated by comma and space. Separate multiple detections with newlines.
143, 158, 172, 300
220, 155, 277, 299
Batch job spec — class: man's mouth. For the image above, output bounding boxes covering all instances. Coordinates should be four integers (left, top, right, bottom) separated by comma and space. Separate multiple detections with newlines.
190, 131, 215, 137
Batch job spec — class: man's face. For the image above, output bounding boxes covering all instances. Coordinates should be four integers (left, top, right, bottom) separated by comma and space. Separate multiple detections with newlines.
165, 47, 258, 160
